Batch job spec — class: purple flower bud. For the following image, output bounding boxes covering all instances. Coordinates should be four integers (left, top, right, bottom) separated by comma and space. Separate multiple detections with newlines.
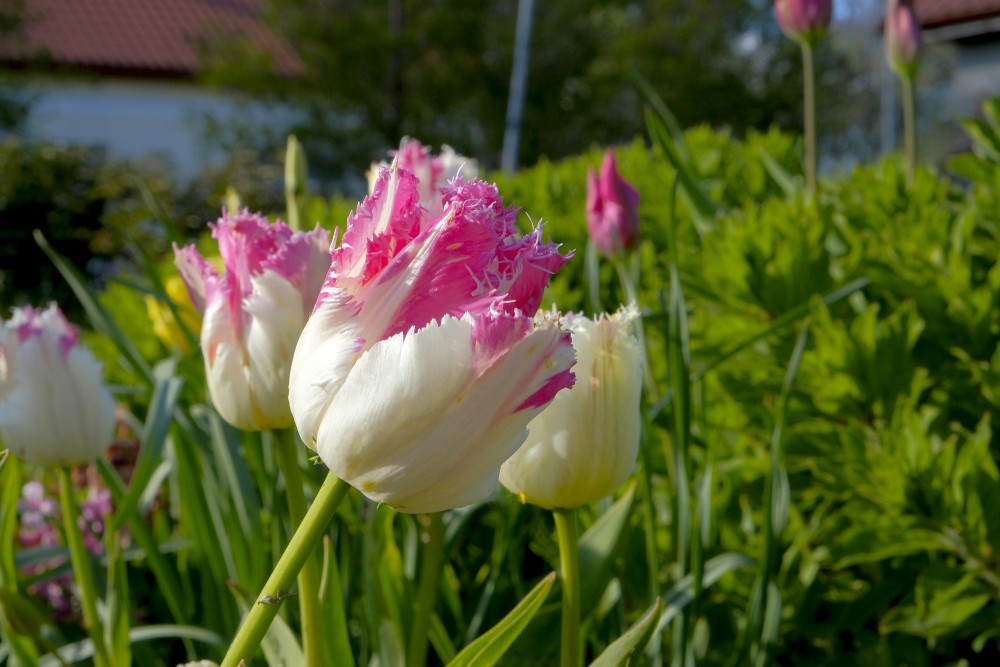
586, 150, 640, 257
774, 0, 832, 44
885, 0, 922, 78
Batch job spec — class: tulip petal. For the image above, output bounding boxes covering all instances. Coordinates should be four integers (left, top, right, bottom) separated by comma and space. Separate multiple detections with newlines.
315, 312, 575, 513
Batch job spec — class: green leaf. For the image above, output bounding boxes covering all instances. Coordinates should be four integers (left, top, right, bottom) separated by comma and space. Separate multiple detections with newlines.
448, 572, 556, 667
579, 483, 637, 612
758, 146, 798, 196
645, 109, 720, 221
589, 597, 664, 667
659, 553, 755, 630
38, 624, 221, 666
33, 229, 154, 385
111, 359, 183, 531
104, 530, 131, 667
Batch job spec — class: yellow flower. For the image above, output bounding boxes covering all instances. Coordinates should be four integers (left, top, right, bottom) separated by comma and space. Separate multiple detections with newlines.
145, 275, 201, 355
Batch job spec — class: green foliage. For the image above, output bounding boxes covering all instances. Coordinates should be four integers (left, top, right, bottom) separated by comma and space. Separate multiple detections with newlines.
9, 92, 1000, 666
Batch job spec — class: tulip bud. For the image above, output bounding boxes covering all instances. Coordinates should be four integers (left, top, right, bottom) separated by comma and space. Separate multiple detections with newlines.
289, 165, 575, 514
885, 0, 921, 79
0, 304, 116, 467
367, 138, 478, 216
174, 210, 330, 431
499, 306, 642, 509
586, 150, 640, 257
774, 0, 832, 45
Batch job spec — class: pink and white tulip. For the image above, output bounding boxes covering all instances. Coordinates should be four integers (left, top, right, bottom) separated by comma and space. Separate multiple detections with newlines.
175, 210, 330, 431
0, 304, 116, 467
367, 138, 478, 216
290, 165, 575, 513
586, 150, 641, 257
500, 306, 643, 509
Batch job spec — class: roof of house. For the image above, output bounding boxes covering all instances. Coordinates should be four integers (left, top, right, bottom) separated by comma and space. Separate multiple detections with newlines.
915, 0, 1000, 30
5, 0, 301, 77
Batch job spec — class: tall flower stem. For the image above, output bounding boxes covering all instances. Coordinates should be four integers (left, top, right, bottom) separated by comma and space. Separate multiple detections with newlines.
554, 508, 581, 667
801, 41, 818, 200
901, 73, 917, 187
56, 466, 112, 667
406, 512, 446, 667
221, 473, 351, 667
275, 431, 323, 666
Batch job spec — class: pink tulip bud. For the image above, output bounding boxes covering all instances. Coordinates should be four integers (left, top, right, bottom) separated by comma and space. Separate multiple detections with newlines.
774, 0, 832, 44
586, 150, 640, 257
885, 0, 922, 78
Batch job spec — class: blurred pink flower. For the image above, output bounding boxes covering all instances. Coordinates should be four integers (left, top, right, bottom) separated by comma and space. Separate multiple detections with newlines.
774, 0, 832, 44
586, 150, 640, 257
885, 0, 921, 78
289, 165, 576, 513
17, 481, 114, 617
367, 138, 478, 216
175, 210, 330, 431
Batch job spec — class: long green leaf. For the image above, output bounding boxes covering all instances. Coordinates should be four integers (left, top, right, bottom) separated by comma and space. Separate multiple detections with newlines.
589, 598, 664, 667
579, 483, 637, 612
657, 553, 756, 632
38, 624, 221, 666
95, 458, 191, 627
111, 359, 183, 531
692, 278, 868, 382
34, 229, 154, 384
448, 572, 557, 667
645, 110, 720, 220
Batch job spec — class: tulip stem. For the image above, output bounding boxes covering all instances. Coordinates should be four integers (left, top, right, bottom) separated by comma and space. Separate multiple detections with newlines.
801, 41, 818, 200
56, 466, 113, 667
554, 508, 581, 667
275, 431, 324, 666
406, 512, 446, 667
221, 473, 351, 667
901, 73, 917, 188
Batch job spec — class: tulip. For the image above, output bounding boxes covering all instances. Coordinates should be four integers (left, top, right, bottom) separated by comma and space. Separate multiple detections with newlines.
586, 150, 640, 257
174, 210, 330, 431
289, 165, 575, 513
367, 138, 478, 215
885, 0, 921, 79
499, 306, 643, 509
774, 0, 832, 45
0, 304, 116, 467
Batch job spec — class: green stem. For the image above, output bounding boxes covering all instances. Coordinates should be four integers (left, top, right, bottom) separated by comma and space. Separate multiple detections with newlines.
901, 73, 917, 188
406, 512, 446, 667
221, 473, 351, 667
801, 42, 817, 200
56, 466, 112, 667
553, 508, 581, 667
275, 431, 324, 666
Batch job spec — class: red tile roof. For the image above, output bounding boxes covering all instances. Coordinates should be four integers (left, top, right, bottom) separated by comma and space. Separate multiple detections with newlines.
914, 0, 1000, 29
6, 0, 301, 77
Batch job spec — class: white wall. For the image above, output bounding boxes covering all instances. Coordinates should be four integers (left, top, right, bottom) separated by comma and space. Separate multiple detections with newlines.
19, 77, 292, 179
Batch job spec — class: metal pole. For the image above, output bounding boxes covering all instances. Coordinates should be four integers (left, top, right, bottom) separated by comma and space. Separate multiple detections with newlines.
501, 0, 536, 172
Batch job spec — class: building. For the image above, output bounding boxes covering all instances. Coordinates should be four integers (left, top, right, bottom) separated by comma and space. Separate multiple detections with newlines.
1, 0, 301, 178
915, 0, 1000, 117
